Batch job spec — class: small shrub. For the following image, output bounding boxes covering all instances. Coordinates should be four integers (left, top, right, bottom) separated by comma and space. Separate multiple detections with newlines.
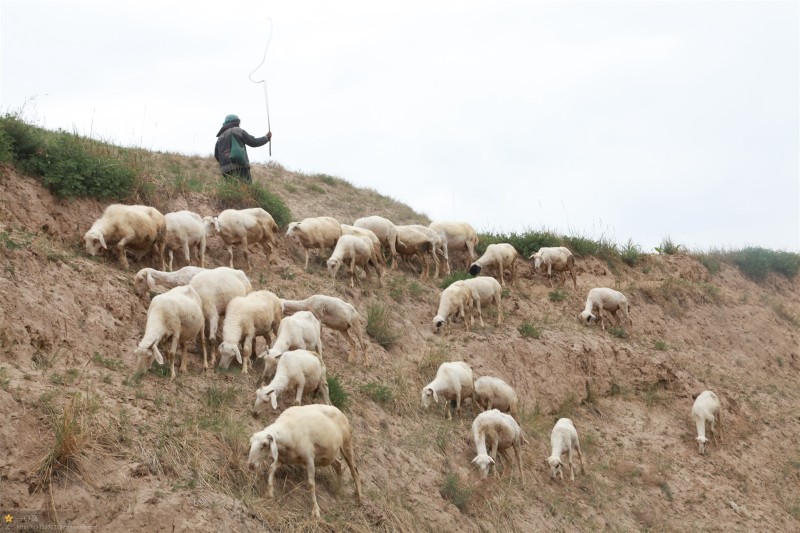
360, 382, 392, 404
655, 236, 683, 255
620, 239, 642, 267
518, 322, 541, 339
730, 247, 800, 281
36, 394, 95, 488
366, 304, 399, 349
654, 340, 668, 351
548, 288, 567, 302
327, 374, 350, 410
696, 253, 721, 275
92, 351, 125, 372
0, 367, 9, 390
440, 472, 472, 511
608, 326, 629, 339
439, 270, 470, 289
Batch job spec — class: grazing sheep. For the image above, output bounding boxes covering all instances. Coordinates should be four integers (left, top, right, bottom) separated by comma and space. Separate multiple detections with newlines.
353, 215, 401, 267
264, 310, 323, 363
164, 210, 206, 270
429, 221, 479, 274
286, 216, 342, 269
248, 404, 363, 519
471, 409, 525, 483
341, 224, 385, 266
459, 277, 503, 327
530, 246, 577, 289
395, 225, 439, 279
84, 204, 166, 270
326, 235, 383, 288
132, 266, 207, 297
546, 418, 586, 481
473, 376, 518, 419
433, 281, 474, 334
188, 267, 252, 369
469, 243, 518, 287
692, 390, 722, 455
253, 349, 330, 413
408, 224, 448, 275
203, 208, 278, 272
578, 287, 632, 331
420, 361, 474, 420
218, 290, 282, 374
134, 285, 205, 379
281, 295, 368, 366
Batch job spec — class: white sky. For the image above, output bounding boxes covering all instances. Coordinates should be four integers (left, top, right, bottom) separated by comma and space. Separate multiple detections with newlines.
2, 0, 798, 252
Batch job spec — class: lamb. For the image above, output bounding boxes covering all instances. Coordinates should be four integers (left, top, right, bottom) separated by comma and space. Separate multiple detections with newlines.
459, 277, 503, 327
263, 310, 323, 367
286, 216, 342, 269
340, 224, 385, 266
395, 225, 439, 279
473, 376, 518, 418
164, 210, 206, 270
281, 295, 368, 366
420, 361, 474, 420
84, 204, 166, 270
217, 290, 282, 375
469, 243, 518, 287
326, 235, 383, 288
530, 246, 577, 289
692, 390, 722, 455
471, 409, 525, 483
188, 267, 252, 369
578, 287, 633, 331
132, 266, 207, 297
429, 221, 479, 274
433, 281, 474, 334
252, 349, 330, 413
248, 404, 363, 519
133, 285, 205, 380
202, 208, 278, 272
353, 215, 401, 267
546, 418, 586, 481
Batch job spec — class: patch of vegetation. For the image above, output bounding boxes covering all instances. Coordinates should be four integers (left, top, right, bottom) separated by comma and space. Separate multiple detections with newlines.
548, 288, 567, 302
213, 180, 293, 227
0, 367, 9, 391
518, 322, 541, 339
477, 229, 561, 257
655, 235, 683, 255
440, 472, 472, 511
553, 392, 578, 418
204, 385, 238, 409
92, 351, 125, 372
439, 270, 470, 289
695, 252, 722, 275
608, 326, 629, 339
417, 344, 449, 379
660, 482, 674, 502
327, 374, 350, 410
620, 238, 642, 267
654, 340, 668, 351
360, 382, 392, 404
0, 229, 33, 250
307, 183, 325, 194
366, 303, 399, 349
313, 173, 344, 187
728, 247, 800, 281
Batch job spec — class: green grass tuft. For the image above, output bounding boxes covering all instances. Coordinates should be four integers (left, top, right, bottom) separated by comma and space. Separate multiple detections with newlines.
327, 374, 350, 410
366, 303, 400, 349
518, 322, 541, 339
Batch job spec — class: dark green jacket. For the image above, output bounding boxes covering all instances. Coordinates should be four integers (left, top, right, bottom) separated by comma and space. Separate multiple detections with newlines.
214, 123, 269, 173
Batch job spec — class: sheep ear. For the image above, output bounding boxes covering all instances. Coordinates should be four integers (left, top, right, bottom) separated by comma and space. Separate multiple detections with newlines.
152, 345, 164, 365
213, 217, 221, 232
269, 391, 278, 409
488, 457, 495, 465
260, 381, 266, 388
432, 389, 439, 403
98, 234, 107, 249
269, 435, 279, 462
234, 345, 242, 364
146, 271, 157, 291
471, 457, 478, 465
274, 352, 283, 360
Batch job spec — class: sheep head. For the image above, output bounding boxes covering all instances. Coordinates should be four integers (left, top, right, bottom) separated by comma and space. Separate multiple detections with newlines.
472, 454, 495, 478
529, 252, 543, 270
201, 216, 217, 237
252, 386, 273, 417
432, 315, 446, 334
546, 456, 564, 480
248, 432, 278, 470
218, 342, 241, 369
578, 311, 596, 326
696, 436, 709, 455
134, 341, 163, 374
83, 229, 107, 255
327, 258, 342, 278
420, 386, 439, 408
469, 263, 482, 276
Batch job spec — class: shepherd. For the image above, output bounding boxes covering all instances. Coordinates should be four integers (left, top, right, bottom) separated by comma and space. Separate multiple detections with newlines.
214, 114, 271, 184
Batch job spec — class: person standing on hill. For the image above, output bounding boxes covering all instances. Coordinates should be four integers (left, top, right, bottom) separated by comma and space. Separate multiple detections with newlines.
214, 114, 271, 184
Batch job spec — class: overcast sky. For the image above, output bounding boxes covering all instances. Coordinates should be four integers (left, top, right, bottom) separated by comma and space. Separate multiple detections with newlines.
2, 0, 798, 251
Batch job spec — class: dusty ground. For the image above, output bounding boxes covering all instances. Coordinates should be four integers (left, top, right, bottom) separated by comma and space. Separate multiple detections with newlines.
0, 161, 799, 532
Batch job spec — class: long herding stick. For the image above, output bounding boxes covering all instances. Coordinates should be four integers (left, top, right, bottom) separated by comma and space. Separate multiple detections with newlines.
249, 17, 273, 155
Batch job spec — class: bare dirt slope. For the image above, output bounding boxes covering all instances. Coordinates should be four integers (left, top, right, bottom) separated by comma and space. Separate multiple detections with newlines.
1, 163, 799, 532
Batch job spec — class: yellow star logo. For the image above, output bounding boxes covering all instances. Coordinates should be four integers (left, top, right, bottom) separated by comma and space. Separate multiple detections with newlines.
3, 514, 12, 523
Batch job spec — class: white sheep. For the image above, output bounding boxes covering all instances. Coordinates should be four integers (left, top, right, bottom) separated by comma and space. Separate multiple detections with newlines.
353, 215, 401, 267
469, 243, 518, 287
340, 224, 385, 266
132, 266, 207, 297
248, 404, 363, 519
530, 246, 577, 289
459, 277, 503, 328
263, 310, 323, 364
578, 287, 633, 331
217, 290, 282, 375
420, 361, 474, 420
395, 225, 439, 279
433, 281, 474, 334
253, 349, 330, 412
473, 376, 518, 418
546, 418, 586, 481
188, 267, 252, 369
203, 208, 278, 272
286, 216, 342, 269
326, 235, 383, 288
692, 390, 722, 455
407, 224, 448, 277
84, 204, 166, 270
164, 210, 206, 270
429, 221, 479, 274
471, 409, 525, 483
133, 285, 205, 379
281, 295, 368, 366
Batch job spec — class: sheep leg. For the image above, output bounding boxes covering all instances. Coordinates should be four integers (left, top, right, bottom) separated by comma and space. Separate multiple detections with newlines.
266, 459, 281, 499
567, 448, 575, 481
178, 341, 190, 375
349, 256, 357, 288
168, 250, 175, 272
207, 315, 220, 368
455, 391, 463, 417
475, 296, 484, 328
341, 436, 363, 505
495, 294, 503, 325
499, 263, 505, 287
167, 336, 179, 380
294, 377, 306, 405
341, 329, 357, 364
115, 238, 131, 270
199, 239, 206, 268
305, 458, 321, 519
514, 443, 524, 485
491, 441, 500, 478
576, 442, 586, 474
303, 248, 310, 270
195, 327, 206, 373
242, 334, 254, 375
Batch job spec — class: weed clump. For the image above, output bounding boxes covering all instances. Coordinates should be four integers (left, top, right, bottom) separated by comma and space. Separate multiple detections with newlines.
518, 322, 541, 339
440, 472, 473, 511
327, 374, 350, 410
366, 303, 400, 349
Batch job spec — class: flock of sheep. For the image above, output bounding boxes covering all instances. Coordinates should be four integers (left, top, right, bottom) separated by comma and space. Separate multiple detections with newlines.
82, 202, 724, 518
